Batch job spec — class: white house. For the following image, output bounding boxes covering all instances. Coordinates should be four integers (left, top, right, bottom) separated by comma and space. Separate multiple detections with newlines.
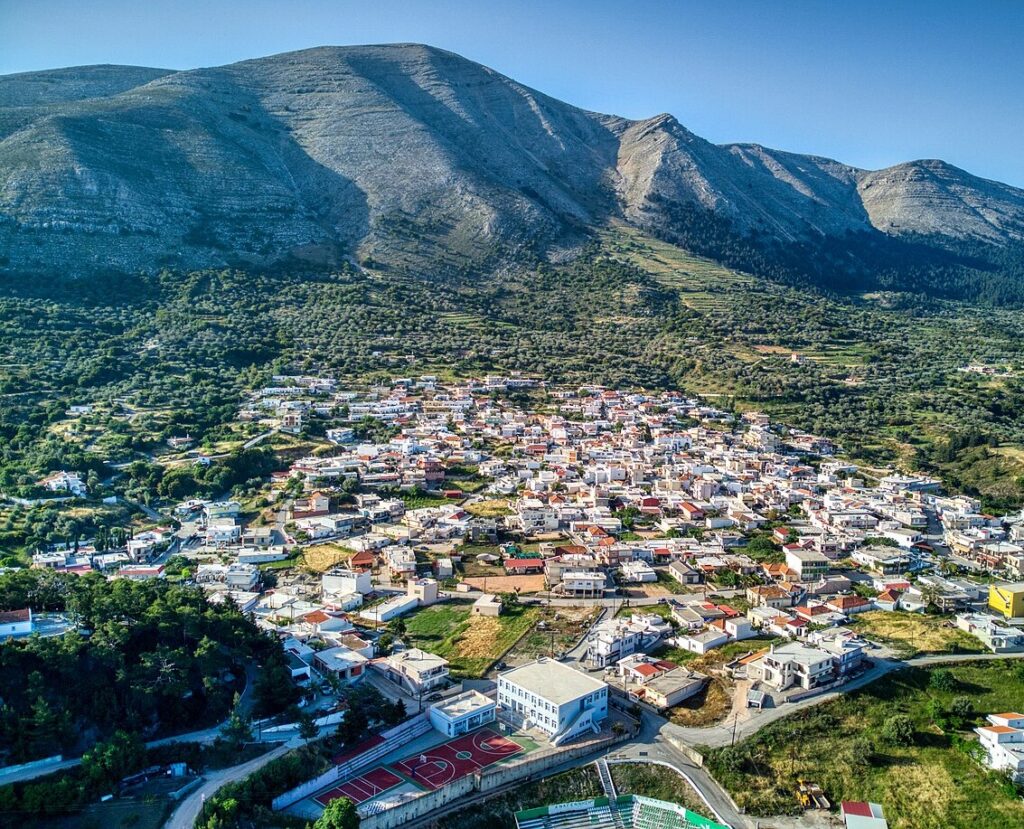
357, 595, 418, 624
0, 608, 32, 638
785, 548, 830, 582
314, 645, 369, 683
674, 628, 729, 655
39, 471, 87, 497
586, 613, 671, 667
378, 648, 450, 695
956, 613, 1024, 653
322, 568, 372, 596
975, 713, 1024, 782
206, 518, 240, 545
750, 641, 836, 691
619, 561, 657, 583
428, 690, 496, 737
497, 658, 608, 746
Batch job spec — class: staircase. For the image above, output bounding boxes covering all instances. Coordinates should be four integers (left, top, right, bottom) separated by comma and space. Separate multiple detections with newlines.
595, 760, 627, 829
595, 758, 617, 798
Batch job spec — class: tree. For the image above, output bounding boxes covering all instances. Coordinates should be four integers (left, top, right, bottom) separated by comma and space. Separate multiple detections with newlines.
298, 712, 319, 740
929, 669, 956, 693
81, 730, 145, 790
950, 696, 973, 721
717, 569, 740, 587
220, 705, 252, 748
337, 705, 368, 745
881, 714, 915, 746
315, 796, 360, 829
253, 649, 301, 716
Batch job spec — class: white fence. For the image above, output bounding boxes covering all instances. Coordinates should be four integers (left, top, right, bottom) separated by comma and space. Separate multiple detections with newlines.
262, 710, 346, 735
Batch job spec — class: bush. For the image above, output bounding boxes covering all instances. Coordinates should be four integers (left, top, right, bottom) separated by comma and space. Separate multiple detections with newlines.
849, 736, 874, 766
929, 669, 956, 692
950, 696, 973, 721
881, 714, 915, 746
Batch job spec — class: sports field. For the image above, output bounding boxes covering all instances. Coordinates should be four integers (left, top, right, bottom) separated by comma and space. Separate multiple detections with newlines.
391, 727, 523, 790
315, 767, 404, 806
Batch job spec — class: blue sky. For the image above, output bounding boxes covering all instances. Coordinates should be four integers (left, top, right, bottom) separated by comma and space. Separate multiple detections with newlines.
3, 0, 1023, 186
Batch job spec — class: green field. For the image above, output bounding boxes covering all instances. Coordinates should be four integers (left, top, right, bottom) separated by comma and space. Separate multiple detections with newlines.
402, 602, 541, 677
609, 762, 715, 821
435, 766, 603, 829
704, 661, 1024, 828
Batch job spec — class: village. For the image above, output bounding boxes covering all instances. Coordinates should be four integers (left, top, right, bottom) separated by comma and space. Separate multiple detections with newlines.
11, 375, 1024, 828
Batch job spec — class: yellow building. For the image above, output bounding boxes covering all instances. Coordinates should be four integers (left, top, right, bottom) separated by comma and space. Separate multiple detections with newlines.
989, 583, 1024, 619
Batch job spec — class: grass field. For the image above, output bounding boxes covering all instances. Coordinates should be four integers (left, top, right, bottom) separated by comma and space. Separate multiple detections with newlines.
402, 602, 541, 677
704, 661, 1024, 828
852, 611, 985, 658
609, 762, 715, 820
401, 492, 454, 510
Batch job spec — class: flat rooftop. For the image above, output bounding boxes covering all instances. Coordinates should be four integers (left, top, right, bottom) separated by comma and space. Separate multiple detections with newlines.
499, 658, 607, 704
430, 689, 495, 719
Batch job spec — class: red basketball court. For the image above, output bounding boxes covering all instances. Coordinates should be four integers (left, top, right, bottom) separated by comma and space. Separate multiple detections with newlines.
314, 767, 404, 806
390, 727, 522, 791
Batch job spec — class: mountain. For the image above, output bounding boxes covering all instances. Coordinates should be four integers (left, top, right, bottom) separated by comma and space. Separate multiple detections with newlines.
2, 43, 1023, 296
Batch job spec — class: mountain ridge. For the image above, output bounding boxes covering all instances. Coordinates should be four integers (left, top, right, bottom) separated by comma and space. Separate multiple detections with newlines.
1, 43, 1023, 292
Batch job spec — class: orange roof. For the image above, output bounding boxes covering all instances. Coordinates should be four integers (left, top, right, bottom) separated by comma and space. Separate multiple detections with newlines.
737, 647, 770, 665
633, 663, 660, 677
994, 712, 1024, 719
303, 611, 331, 624
980, 725, 1018, 734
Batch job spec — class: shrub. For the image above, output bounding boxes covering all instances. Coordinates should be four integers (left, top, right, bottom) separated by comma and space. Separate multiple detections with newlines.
881, 714, 915, 746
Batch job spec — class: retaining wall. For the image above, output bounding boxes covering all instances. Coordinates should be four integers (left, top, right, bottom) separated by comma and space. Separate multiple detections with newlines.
0, 754, 62, 781
361, 728, 631, 829
662, 732, 704, 767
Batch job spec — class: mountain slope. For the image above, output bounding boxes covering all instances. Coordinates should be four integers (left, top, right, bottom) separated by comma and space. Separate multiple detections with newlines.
1, 43, 1023, 290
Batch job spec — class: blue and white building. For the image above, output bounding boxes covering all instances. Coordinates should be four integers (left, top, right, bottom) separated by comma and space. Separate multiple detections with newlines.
497, 658, 608, 746
428, 689, 496, 737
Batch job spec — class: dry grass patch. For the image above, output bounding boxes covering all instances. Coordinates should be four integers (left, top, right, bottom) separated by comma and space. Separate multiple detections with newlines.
464, 498, 513, 518
463, 574, 545, 593
300, 543, 354, 573
458, 616, 506, 658
669, 677, 732, 727
853, 611, 985, 658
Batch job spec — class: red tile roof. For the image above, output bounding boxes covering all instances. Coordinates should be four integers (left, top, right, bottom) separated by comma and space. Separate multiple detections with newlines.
0, 608, 30, 624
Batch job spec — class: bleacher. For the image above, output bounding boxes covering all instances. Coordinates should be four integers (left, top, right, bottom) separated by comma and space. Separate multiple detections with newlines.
514, 796, 727, 829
